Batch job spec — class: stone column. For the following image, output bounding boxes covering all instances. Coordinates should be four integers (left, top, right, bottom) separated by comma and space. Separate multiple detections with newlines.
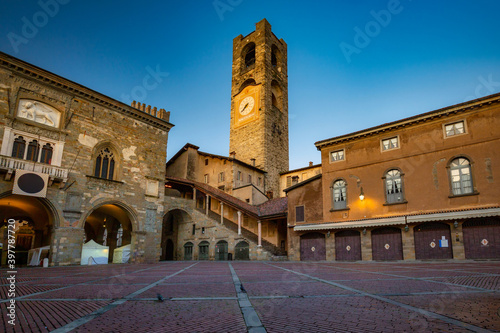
361, 229, 372, 261
451, 221, 465, 260
237, 211, 242, 235
192, 187, 197, 207
220, 202, 224, 225
206, 195, 209, 215
257, 220, 262, 247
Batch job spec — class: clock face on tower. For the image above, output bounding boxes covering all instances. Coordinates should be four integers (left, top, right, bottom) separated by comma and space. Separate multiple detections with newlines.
234, 84, 260, 128
239, 96, 255, 115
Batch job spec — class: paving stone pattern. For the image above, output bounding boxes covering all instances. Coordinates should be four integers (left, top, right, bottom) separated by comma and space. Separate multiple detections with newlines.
1, 261, 499, 332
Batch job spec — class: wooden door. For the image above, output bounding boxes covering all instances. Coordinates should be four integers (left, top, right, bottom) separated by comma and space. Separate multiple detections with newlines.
371, 227, 403, 260
300, 233, 326, 261
463, 218, 500, 259
414, 223, 452, 260
335, 230, 361, 261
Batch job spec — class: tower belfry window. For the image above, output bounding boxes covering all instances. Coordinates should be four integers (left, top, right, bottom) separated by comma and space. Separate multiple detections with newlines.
244, 43, 255, 69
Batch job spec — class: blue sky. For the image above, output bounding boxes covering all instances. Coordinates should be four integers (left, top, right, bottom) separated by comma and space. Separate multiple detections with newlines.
1, 1, 500, 170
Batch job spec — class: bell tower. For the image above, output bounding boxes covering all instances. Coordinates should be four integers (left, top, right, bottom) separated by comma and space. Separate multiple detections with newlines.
229, 19, 289, 198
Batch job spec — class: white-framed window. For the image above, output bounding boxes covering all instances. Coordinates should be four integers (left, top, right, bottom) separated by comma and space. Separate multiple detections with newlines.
218, 172, 225, 182
0, 127, 64, 166
449, 158, 473, 195
330, 149, 345, 162
384, 169, 405, 204
204, 174, 209, 184
381, 136, 399, 151
444, 120, 466, 137
332, 179, 347, 210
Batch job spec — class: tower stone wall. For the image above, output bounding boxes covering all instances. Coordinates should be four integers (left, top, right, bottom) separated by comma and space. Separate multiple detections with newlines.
229, 19, 289, 197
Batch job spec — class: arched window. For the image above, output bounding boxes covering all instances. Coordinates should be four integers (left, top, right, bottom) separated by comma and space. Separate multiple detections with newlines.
384, 169, 404, 204
450, 158, 473, 195
11, 136, 26, 159
239, 79, 256, 93
40, 143, 53, 164
94, 147, 116, 180
332, 179, 347, 210
271, 80, 282, 111
271, 45, 280, 68
26, 140, 40, 162
242, 43, 255, 69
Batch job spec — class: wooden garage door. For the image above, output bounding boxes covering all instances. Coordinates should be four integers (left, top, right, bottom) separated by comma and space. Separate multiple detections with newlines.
371, 227, 403, 261
300, 232, 326, 261
414, 223, 452, 260
335, 230, 361, 261
463, 218, 500, 259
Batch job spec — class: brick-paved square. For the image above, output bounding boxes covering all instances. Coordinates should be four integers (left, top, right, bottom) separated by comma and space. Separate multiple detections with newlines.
1, 261, 499, 332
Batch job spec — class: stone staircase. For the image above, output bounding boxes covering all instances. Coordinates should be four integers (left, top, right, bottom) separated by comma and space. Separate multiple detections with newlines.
194, 207, 286, 257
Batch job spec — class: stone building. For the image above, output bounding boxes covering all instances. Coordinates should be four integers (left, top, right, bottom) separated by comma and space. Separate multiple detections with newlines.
166, 143, 268, 205
287, 93, 500, 261
229, 18, 289, 198
280, 162, 322, 197
0, 51, 173, 266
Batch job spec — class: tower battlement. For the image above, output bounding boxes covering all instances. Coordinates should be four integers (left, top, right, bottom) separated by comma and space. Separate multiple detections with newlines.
131, 100, 170, 122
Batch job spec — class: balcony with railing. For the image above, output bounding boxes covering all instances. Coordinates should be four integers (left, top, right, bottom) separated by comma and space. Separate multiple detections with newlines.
0, 155, 69, 182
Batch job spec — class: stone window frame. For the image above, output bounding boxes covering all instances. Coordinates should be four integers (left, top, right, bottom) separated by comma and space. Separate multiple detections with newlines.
91, 141, 121, 181
443, 119, 467, 139
241, 42, 256, 71
330, 178, 349, 211
382, 168, 407, 205
218, 172, 225, 183
447, 155, 478, 197
0, 127, 65, 166
329, 148, 345, 163
381, 136, 400, 152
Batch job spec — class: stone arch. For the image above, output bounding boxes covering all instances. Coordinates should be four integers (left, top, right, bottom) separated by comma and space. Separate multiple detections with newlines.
0, 190, 62, 265
161, 208, 194, 261
271, 80, 283, 111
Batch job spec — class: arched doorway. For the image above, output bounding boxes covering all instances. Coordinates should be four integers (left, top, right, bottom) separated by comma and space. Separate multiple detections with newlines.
0, 193, 57, 266
216, 240, 228, 260
235, 241, 250, 260
335, 230, 361, 261
463, 218, 500, 259
300, 232, 326, 261
199, 241, 210, 260
83, 204, 133, 263
161, 209, 192, 261
414, 222, 452, 260
371, 227, 403, 261
184, 242, 193, 260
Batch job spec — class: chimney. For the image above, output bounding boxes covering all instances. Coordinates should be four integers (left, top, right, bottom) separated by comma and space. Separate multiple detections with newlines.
230, 151, 236, 159
309, 161, 313, 167
251, 158, 256, 166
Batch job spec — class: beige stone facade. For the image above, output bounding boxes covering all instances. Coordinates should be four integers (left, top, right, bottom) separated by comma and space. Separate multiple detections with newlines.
0, 52, 173, 266
280, 162, 322, 197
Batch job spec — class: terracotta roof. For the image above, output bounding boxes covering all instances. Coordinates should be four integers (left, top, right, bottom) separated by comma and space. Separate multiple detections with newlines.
258, 197, 288, 218
166, 176, 287, 219
315, 92, 500, 149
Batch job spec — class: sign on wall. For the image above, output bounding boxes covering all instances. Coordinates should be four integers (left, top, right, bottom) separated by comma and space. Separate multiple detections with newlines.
12, 170, 49, 198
